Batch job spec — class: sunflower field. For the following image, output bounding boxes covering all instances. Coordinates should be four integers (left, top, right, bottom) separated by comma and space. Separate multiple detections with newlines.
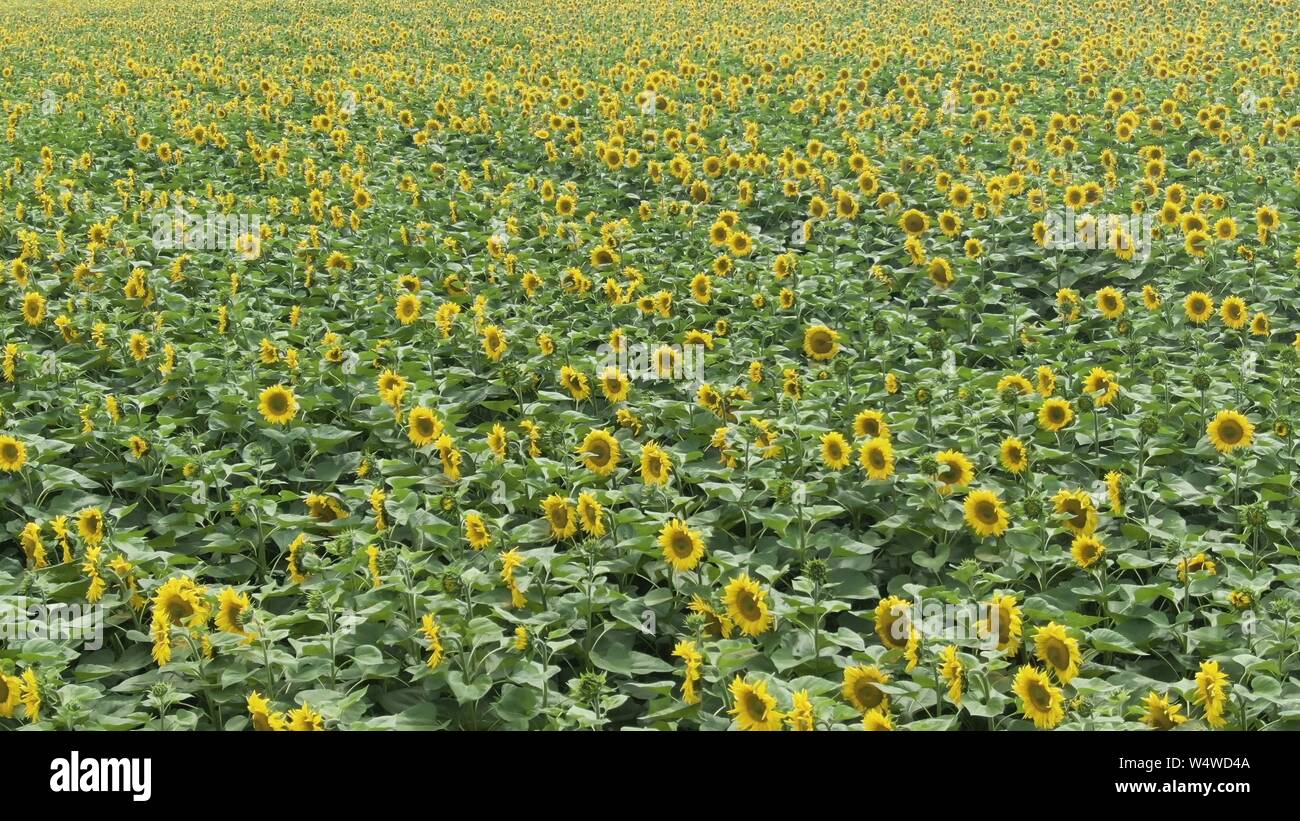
2, 0, 1299, 733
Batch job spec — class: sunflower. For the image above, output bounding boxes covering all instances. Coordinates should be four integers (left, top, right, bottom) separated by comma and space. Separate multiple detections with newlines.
820, 431, 851, 470
1194, 660, 1229, 728
576, 492, 606, 537
996, 374, 1034, 396
21, 291, 46, 326
1052, 489, 1098, 535
407, 406, 443, 447
1070, 534, 1106, 569
1184, 229, 1209, 257
464, 511, 491, 549
1184, 291, 1214, 323
859, 436, 895, 480
1177, 552, 1218, 583
487, 424, 508, 460
927, 257, 954, 289
152, 576, 211, 630
481, 324, 508, 360
729, 677, 783, 730
1140, 691, 1188, 730
999, 436, 1028, 474
247, 691, 286, 731
786, 690, 815, 731
1220, 295, 1247, 329
853, 409, 889, 439
938, 645, 964, 705
215, 587, 253, 639
802, 324, 840, 360
258, 384, 298, 425
980, 593, 1023, 654
0, 674, 21, 719
541, 494, 577, 540
863, 708, 894, 731
1102, 471, 1125, 515
1250, 312, 1270, 337
599, 367, 630, 402
77, 506, 105, 546
933, 449, 974, 491
420, 613, 445, 669
1038, 397, 1073, 431
964, 488, 1011, 538
874, 595, 912, 649
689, 594, 734, 639
659, 518, 706, 572
899, 208, 929, 236
673, 640, 703, 705
559, 365, 591, 400
0, 435, 27, 472
639, 441, 671, 486
1013, 666, 1066, 729
286, 704, 325, 731
842, 665, 890, 714
129, 332, 150, 361
727, 230, 753, 256
1095, 286, 1125, 319
1082, 367, 1119, 407
1142, 284, 1162, 311
723, 573, 773, 636
1034, 622, 1082, 684
393, 291, 423, 324
578, 429, 620, 476
1207, 410, 1253, 453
